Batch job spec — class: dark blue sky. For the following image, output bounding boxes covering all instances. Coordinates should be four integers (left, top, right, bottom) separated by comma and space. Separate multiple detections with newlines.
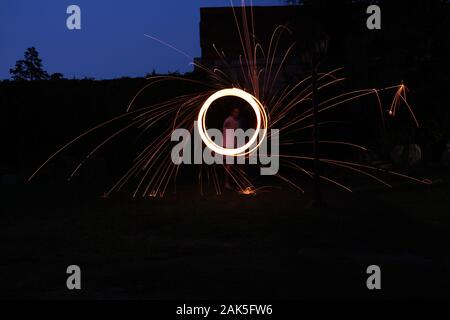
0, 0, 281, 79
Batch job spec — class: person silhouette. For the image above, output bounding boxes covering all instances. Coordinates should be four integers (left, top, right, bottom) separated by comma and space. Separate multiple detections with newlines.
223, 107, 241, 190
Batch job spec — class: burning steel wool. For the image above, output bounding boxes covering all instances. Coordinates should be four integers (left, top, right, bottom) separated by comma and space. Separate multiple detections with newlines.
28, 0, 430, 198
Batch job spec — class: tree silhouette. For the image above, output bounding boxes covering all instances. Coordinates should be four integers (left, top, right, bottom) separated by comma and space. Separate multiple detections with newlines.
283, 0, 448, 5
9, 47, 49, 81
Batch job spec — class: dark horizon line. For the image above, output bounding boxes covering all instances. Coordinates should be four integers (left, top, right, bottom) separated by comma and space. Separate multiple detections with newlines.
0, 71, 198, 82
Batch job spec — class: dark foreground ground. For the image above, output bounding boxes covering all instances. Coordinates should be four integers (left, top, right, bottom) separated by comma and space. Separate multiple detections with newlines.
1, 168, 450, 300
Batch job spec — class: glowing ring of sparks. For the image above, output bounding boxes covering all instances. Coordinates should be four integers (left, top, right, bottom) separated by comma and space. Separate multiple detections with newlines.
197, 88, 268, 156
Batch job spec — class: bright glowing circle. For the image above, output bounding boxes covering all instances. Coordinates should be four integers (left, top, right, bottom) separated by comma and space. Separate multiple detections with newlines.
197, 88, 267, 156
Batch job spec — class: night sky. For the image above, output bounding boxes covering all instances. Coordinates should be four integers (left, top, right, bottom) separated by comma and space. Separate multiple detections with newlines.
0, 0, 281, 80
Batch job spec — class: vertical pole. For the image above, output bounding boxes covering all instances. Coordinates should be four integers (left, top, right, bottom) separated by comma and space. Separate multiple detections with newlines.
312, 59, 322, 206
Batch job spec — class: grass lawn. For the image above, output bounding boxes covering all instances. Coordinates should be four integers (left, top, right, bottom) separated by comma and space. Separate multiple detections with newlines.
2, 169, 450, 299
